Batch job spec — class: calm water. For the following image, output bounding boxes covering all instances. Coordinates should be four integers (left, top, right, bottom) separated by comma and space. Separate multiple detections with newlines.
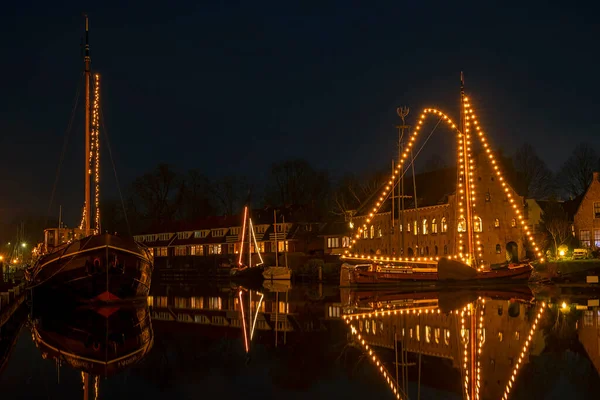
0, 281, 599, 399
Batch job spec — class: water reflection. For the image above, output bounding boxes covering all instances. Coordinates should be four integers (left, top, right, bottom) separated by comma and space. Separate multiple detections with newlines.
1, 283, 599, 398
30, 303, 153, 398
341, 286, 600, 399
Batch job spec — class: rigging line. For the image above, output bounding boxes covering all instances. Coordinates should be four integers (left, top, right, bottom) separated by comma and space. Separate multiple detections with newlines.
99, 103, 132, 237
370, 117, 444, 213
44, 72, 84, 228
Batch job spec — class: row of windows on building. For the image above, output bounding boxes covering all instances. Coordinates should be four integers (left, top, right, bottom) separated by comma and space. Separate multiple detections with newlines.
580, 229, 600, 248
151, 241, 290, 257
137, 224, 294, 243
361, 217, 519, 240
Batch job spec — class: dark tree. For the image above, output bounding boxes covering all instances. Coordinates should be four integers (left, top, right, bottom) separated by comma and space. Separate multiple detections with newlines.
558, 143, 598, 198
331, 170, 387, 218
129, 164, 181, 228
264, 159, 330, 220
178, 170, 215, 220
539, 200, 572, 257
512, 143, 555, 199
210, 175, 249, 215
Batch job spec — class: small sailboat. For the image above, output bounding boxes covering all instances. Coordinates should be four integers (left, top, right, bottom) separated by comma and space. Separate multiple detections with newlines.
230, 205, 264, 282
25, 15, 153, 303
262, 210, 292, 281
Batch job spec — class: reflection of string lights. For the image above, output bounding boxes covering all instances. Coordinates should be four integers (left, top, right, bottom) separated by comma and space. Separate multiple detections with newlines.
239, 290, 249, 353
502, 302, 546, 400
344, 318, 404, 399
251, 292, 264, 340
340, 94, 544, 264
92, 74, 101, 234
344, 297, 542, 400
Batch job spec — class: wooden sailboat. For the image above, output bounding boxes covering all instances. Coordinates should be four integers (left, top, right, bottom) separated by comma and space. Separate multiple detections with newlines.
262, 210, 292, 281
339, 74, 533, 287
25, 15, 153, 303
230, 206, 265, 281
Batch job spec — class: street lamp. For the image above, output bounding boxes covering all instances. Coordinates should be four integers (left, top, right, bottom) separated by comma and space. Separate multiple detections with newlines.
21, 242, 27, 248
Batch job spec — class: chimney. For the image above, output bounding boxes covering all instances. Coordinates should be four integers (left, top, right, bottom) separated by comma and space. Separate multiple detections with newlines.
594, 172, 600, 182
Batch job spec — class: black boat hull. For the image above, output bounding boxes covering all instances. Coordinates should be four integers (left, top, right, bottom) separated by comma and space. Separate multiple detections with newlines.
28, 234, 153, 304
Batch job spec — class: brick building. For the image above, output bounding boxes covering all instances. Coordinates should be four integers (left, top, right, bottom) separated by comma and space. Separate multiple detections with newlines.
351, 153, 527, 266
573, 172, 600, 249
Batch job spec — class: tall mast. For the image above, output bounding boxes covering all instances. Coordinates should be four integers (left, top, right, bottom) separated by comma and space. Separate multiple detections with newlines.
274, 209, 279, 267
396, 107, 409, 256
459, 72, 475, 265
83, 15, 91, 233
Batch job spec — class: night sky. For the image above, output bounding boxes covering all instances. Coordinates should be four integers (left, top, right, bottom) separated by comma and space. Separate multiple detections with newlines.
1, 1, 598, 225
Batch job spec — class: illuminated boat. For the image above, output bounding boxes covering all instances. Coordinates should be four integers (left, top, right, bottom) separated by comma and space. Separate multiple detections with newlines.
340, 257, 533, 287
229, 205, 264, 282
30, 304, 153, 378
25, 15, 153, 303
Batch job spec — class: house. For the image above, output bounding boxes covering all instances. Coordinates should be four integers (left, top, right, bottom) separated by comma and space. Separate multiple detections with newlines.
572, 172, 600, 249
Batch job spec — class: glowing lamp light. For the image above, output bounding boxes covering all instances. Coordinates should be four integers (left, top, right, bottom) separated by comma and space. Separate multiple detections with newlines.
561, 302, 568, 310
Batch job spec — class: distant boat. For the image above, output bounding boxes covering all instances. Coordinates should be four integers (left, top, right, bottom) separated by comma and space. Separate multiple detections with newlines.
25, 15, 153, 303
262, 210, 292, 281
229, 205, 264, 282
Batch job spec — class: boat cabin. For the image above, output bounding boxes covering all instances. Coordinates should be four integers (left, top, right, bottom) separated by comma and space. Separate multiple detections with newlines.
43, 227, 89, 253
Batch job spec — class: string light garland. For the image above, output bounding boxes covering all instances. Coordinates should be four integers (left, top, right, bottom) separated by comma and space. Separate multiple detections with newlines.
463, 99, 544, 262
342, 93, 545, 264
92, 73, 101, 234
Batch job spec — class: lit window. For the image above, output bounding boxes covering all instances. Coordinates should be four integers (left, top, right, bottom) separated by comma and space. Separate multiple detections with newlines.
377, 226, 383, 237
422, 219, 428, 235
444, 329, 450, 345
496, 244, 501, 253
474, 216, 482, 232
441, 217, 448, 233
175, 246, 187, 256
434, 328, 440, 344
413, 221, 418, 235
327, 237, 340, 248
595, 230, 600, 248
511, 218, 517, 227
594, 202, 600, 218
370, 225, 374, 239
458, 217, 466, 232
431, 218, 438, 233
581, 230, 591, 247
425, 326, 432, 343
342, 237, 350, 247
494, 218, 500, 227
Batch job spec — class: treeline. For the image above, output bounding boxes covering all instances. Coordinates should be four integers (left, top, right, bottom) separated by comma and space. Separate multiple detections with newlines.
99, 141, 600, 235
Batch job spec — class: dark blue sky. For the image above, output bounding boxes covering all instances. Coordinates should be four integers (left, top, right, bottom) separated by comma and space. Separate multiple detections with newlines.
1, 1, 598, 224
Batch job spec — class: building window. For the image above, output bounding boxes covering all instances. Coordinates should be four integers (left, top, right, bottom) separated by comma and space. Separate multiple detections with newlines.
251, 242, 265, 253
362, 228, 368, 239
584, 310, 593, 327
431, 219, 438, 234
211, 229, 225, 237
155, 247, 168, 257
496, 244, 501, 253
194, 230, 208, 238
327, 237, 340, 248
377, 226, 383, 237
190, 245, 204, 255
177, 232, 189, 240
278, 241, 288, 252
580, 230, 591, 247
457, 217, 466, 232
434, 245, 438, 255
175, 246, 187, 256
407, 222, 410, 233
441, 217, 447, 233
158, 233, 171, 241
595, 202, 600, 218
425, 246, 429, 255
230, 227, 241, 235
474, 216, 482, 232
595, 230, 600, 248
485, 190, 491, 202
342, 237, 350, 247
511, 218, 517, 228
443, 244, 448, 255
208, 244, 222, 254
422, 219, 428, 235
494, 218, 500, 228
370, 225, 374, 239
413, 221, 418, 235
257, 225, 268, 234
